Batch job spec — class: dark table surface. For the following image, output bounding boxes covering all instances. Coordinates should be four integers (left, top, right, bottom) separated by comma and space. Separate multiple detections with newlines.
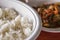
36, 31, 60, 40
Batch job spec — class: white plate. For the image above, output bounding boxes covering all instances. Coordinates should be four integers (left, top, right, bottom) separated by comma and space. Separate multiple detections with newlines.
41, 0, 60, 33
42, 27, 60, 33
0, 0, 42, 40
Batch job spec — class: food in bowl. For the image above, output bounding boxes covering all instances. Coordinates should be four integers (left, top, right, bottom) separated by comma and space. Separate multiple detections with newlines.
33, 3, 60, 28
0, 8, 33, 40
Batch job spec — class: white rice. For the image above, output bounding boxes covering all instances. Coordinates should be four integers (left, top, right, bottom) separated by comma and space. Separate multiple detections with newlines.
0, 8, 33, 40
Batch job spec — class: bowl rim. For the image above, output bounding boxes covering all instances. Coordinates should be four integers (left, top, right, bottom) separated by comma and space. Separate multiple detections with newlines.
42, 27, 60, 33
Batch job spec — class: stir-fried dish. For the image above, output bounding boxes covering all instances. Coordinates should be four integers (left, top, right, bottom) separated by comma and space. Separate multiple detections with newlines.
33, 4, 60, 28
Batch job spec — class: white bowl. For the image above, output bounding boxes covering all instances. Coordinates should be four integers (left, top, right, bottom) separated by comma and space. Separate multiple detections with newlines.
38, 0, 60, 33
0, 0, 42, 40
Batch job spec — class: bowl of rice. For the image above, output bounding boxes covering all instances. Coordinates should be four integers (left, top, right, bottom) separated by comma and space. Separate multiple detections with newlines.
0, 0, 42, 40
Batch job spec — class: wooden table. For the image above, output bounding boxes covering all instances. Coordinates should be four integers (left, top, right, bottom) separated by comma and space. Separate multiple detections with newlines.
36, 31, 60, 40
